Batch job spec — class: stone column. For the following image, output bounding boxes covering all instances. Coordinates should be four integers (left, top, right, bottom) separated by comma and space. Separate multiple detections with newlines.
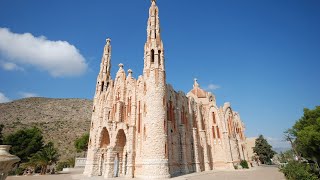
104, 147, 115, 178
116, 101, 121, 122
199, 130, 210, 171
192, 128, 201, 172
126, 125, 135, 178
223, 131, 234, 169
179, 125, 189, 174
83, 148, 100, 176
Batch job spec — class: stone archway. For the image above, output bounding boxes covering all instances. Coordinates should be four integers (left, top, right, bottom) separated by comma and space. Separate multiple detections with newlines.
114, 129, 127, 177
100, 127, 110, 148
98, 128, 110, 176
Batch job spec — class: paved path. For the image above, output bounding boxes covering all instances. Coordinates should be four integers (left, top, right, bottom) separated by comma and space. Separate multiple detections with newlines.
7, 166, 285, 180
173, 166, 285, 180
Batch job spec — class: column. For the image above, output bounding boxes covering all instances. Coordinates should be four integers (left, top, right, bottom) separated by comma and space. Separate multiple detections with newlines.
104, 147, 115, 178
179, 125, 189, 174
199, 130, 210, 171
126, 125, 135, 178
192, 128, 201, 172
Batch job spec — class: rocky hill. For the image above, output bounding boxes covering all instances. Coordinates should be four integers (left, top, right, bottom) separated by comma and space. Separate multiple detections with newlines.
0, 97, 92, 160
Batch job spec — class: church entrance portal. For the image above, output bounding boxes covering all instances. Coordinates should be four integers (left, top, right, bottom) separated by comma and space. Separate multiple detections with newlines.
114, 129, 127, 177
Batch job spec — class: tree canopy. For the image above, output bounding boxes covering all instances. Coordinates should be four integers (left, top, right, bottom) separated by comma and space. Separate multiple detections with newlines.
253, 135, 276, 164
29, 142, 60, 174
4, 127, 44, 162
74, 133, 89, 153
288, 106, 320, 164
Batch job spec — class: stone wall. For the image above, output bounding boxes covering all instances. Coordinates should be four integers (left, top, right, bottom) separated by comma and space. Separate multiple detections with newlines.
84, 0, 249, 179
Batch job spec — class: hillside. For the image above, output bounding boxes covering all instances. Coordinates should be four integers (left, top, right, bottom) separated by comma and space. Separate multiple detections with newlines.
0, 97, 92, 160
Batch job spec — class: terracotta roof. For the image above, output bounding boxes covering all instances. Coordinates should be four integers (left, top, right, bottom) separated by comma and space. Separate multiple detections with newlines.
191, 87, 207, 98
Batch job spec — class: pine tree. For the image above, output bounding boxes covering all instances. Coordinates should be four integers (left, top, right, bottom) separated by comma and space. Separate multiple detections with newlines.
253, 135, 276, 164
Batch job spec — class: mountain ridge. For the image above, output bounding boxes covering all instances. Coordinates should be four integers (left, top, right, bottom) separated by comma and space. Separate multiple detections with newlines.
0, 97, 93, 160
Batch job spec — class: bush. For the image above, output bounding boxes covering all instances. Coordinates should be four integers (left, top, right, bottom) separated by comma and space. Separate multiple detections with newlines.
56, 157, 75, 172
67, 157, 75, 168
280, 161, 318, 180
56, 161, 69, 172
8, 167, 24, 176
240, 160, 249, 169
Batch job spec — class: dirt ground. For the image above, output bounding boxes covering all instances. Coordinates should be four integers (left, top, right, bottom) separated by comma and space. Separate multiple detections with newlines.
7, 165, 285, 180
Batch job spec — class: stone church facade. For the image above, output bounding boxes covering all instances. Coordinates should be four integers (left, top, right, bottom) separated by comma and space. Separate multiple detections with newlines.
84, 0, 249, 179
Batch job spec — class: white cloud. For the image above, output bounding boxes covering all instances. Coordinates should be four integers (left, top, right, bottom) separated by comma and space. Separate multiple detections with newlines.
0, 92, 10, 103
19, 92, 39, 98
0, 28, 87, 77
205, 83, 220, 91
0, 61, 24, 71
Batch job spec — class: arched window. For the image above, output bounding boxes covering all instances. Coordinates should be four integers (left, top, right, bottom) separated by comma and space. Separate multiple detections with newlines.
127, 97, 132, 116
212, 112, 216, 124
144, 126, 146, 141
217, 126, 221, 139
120, 105, 123, 122
117, 91, 120, 101
138, 101, 141, 133
101, 81, 104, 92
212, 126, 216, 139
193, 113, 197, 128
151, 49, 155, 63
165, 143, 167, 158
158, 50, 161, 65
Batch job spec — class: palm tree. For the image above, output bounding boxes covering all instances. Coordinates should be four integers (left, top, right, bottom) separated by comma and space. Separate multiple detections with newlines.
29, 142, 60, 174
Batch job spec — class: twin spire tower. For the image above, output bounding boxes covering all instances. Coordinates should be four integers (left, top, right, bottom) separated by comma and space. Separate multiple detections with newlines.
85, 0, 170, 178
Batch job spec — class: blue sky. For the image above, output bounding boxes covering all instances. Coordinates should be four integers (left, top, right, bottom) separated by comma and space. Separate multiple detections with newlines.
0, 0, 319, 150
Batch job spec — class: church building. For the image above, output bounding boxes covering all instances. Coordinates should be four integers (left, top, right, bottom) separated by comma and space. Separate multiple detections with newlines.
84, 0, 249, 178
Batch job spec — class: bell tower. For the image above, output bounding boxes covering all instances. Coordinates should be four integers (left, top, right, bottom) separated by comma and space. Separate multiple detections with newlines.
140, 0, 170, 178
143, 0, 165, 73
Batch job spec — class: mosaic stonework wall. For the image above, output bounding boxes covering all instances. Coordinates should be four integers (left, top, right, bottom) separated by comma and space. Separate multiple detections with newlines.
84, 1, 249, 179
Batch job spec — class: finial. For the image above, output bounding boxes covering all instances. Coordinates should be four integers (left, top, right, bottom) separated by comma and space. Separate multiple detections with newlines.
193, 78, 199, 88
128, 69, 133, 77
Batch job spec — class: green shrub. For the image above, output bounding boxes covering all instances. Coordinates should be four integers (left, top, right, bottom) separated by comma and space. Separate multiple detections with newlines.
15, 167, 24, 175
67, 157, 75, 168
8, 167, 24, 176
280, 161, 318, 180
240, 160, 249, 169
56, 161, 69, 172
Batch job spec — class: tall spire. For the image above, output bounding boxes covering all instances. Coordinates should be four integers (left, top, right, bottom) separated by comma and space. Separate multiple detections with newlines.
147, 0, 161, 42
100, 38, 111, 79
96, 37, 112, 94
144, 0, 165, 72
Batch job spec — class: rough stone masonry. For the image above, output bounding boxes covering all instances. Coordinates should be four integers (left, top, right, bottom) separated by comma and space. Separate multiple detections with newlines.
84, 0, 249, 179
